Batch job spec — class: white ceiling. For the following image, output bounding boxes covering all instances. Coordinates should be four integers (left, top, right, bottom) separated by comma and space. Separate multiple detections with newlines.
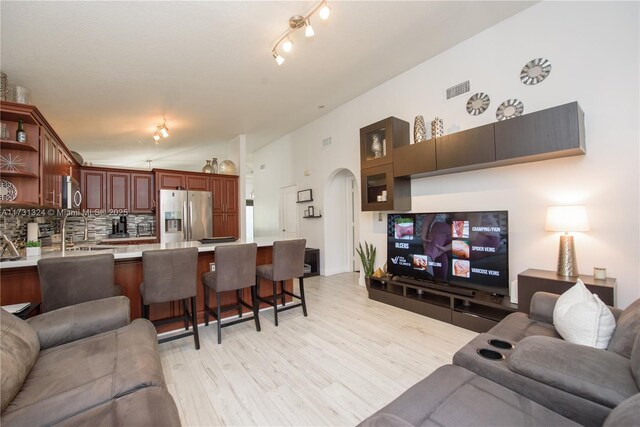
1, 1, 534, 171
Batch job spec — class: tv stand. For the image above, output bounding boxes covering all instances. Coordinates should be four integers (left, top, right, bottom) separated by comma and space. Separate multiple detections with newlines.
367, 276, 518, 333
393, 276, 476, 297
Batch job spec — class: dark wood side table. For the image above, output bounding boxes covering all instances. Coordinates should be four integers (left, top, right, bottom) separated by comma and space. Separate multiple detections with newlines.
517, 269, 616, 314
6, 302, 42, 320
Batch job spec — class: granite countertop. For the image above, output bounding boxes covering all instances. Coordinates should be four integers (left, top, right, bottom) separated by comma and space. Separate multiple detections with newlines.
100, 236, 157, 242
0, 236, 289, 269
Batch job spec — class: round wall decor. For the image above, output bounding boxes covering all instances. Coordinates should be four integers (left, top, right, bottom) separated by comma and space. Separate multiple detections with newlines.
520, 58, 552, 85
496, 99, 524, 121
0, 179, 17, 201
466, 93, 490, 116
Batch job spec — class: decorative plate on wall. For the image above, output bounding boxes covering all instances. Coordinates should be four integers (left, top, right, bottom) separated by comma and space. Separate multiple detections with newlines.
466, 93, 491, 116
0, 179, 17, 201
520, 58, 552, 85
496, 99, 524, 121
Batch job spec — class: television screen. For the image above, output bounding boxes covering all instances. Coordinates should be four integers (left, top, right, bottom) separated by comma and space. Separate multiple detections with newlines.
387, 211, 509, 295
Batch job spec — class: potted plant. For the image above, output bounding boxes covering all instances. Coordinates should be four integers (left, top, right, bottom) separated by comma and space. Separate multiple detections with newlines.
25, 240, 41, 257
356, 241, 376, 287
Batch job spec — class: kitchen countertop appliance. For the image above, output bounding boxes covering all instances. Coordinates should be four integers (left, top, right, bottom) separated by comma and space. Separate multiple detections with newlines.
108, 216, 129, 238
160, 189, 212, 243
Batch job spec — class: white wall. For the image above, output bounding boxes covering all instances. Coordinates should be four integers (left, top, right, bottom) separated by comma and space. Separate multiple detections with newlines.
253, 2, 640, 307
253, 135, 295, 237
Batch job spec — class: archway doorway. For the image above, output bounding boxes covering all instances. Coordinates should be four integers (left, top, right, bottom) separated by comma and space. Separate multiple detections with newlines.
324, 168, 358, 275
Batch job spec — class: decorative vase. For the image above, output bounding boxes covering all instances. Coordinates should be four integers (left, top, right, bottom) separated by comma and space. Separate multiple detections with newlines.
26, 247, 41, 257
431, 117, 444, 138
371, 134, 383, 158
201, 160, 213, 173
414, 115, 427, 143
211, 158, 218, 174
218, 160, 237, 175
15, 86, 31, 104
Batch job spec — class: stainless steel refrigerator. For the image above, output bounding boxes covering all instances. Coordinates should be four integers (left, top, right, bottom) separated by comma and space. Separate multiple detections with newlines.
159, 189, 212, 243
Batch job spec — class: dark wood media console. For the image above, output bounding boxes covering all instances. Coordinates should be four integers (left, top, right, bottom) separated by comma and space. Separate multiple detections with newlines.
367, 276, 518, 333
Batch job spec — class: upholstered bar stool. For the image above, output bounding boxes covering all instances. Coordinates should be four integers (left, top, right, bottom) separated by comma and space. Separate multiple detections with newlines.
256, 239, 307, 326
202, 243, 260, 344
139, 247, 200, 350
38, 253, 120, 312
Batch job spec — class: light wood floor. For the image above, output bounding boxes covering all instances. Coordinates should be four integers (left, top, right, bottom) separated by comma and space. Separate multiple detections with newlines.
159, 273, 477, 426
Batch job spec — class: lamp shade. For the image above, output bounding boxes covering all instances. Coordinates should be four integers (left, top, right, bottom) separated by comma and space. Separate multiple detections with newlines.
545, 206, 589, 232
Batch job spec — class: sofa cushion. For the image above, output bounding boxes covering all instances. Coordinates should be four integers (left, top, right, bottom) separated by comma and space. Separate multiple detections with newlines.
553, 279, 616, 349
603, 393, 640, 427
358, 365, 580, 427
52, 387, 181, 427
1, 319, 165, 426
488, 312, 560, 342
607, 299, 640, 358
632, 333, 640, 387
508, 336, 638, 408
0, 310, 40, 412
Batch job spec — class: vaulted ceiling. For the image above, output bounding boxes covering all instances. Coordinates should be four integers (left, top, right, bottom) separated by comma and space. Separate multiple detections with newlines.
1, 1, 534, 171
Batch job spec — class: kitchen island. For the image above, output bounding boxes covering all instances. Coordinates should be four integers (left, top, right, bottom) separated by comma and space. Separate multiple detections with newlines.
0, 237, 295, 329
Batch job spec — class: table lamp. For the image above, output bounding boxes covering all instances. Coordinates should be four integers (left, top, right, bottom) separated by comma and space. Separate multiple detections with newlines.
545, 206, 589, 277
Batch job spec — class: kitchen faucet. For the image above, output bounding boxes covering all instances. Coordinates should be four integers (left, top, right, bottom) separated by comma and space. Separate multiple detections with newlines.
60, 210, 89, 252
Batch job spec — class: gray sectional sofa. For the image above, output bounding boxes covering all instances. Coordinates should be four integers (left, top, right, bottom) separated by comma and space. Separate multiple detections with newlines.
0, 296, 181, 426
360, 292, 640, 427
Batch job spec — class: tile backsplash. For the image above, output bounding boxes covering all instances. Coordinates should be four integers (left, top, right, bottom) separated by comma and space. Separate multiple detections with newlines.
0, 212, 156, 247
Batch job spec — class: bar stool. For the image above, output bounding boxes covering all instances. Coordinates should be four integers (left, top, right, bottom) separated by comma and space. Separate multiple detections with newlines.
139, 247, 200, 350
38, 253, 119, 312
202, 243, 260, 344
256, 239, 307, 326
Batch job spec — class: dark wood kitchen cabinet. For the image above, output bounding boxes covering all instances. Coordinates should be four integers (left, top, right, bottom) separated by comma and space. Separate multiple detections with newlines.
211, 175, 239, 237
186, 175, 210, 191
107, 171, 130, 211
80, 169, 107, 210
130, 172, 154, 213
155, 171, 185, 190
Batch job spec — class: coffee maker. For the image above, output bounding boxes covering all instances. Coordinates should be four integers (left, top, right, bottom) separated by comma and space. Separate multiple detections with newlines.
108, 216, 129, 238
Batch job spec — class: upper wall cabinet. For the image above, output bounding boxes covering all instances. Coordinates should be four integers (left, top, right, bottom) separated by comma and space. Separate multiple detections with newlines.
360, 117, 410, 170
436, 124, 495, 170
495, 102, 585, 161
360, 116, 411, 211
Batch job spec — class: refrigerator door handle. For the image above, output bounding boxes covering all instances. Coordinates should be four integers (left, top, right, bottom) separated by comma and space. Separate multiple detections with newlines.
189, 200, 194, 241
183, 201, 188, 241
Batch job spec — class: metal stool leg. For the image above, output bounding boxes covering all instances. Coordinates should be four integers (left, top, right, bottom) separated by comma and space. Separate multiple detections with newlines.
252, 284, 261, 332
182, 299, 189, 330
191, 296, 200, 350
300, 276, 307, 317
272, 280, 279, 327
204, 284, 210, 326
216, 291, 222, 344
237, 289, 243, 318
281, 281, 286, 307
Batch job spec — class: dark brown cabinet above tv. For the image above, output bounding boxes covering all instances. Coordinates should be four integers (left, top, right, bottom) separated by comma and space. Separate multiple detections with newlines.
360, 102, 585, 211
360, 117, 411, 211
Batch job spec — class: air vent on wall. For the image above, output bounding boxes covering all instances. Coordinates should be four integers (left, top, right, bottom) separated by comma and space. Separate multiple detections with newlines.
446, 80, 470, 100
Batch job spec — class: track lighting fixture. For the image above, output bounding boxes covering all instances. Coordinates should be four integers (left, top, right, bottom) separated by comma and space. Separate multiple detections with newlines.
319, 2, 331, 20
152, 119, 170, 143
282, 38, 293, 53
271, 1, 331, 66
304, 19, 315, 38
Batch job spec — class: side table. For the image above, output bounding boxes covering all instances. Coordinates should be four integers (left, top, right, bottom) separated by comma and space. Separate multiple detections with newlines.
517, 269, 615, 314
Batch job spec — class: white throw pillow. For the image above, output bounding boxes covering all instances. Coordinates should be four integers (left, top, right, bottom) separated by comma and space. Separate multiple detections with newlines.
553, 279, 616, 348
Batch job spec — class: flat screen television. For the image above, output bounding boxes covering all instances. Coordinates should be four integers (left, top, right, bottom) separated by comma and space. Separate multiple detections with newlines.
387, 211, 509, 296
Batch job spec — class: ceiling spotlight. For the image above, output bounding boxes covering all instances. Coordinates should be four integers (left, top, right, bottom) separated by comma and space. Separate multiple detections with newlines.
153, 131, 161, 143
270, 1, 331, 65
282, 38, 293, 53
273, 51, 285, 66
305, 19, 315, 37
160, 125, 169, 138
319, 3, 331, 20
